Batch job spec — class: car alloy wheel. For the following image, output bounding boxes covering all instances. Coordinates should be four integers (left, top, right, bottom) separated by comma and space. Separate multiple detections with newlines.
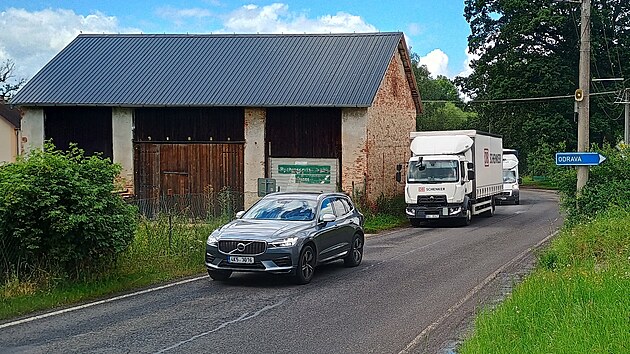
294, 244, 315, 284
344, 234, 363, 267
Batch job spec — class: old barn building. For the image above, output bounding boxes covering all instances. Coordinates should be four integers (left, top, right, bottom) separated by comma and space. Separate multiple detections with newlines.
11, 32, 421, 208
0, 102, 21, 163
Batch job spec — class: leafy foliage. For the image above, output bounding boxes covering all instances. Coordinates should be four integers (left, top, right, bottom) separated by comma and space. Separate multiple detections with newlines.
412, 54, 476, 131
553, 144, 630, 221
459, 0, 629, 169
0, 143, 137, 278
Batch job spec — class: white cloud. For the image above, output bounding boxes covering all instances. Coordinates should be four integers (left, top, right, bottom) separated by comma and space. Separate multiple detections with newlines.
221, 3, 377, 34
0, 7, 139, 82
418, 49, 449, 78
407, 23, 421, 36
155, 6, 213, 20
457, 48, 479, 78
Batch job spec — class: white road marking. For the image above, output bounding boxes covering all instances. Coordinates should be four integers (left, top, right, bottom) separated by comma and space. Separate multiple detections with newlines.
154, 298, 287, 353
0, 276, 208, 330
398, 229, 560, 354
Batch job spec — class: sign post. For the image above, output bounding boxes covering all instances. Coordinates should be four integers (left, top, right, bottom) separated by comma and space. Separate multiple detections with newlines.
555, 152, 606, 166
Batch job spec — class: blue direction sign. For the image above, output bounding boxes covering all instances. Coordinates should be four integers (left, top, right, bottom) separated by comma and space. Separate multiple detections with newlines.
556, 152, 607, 166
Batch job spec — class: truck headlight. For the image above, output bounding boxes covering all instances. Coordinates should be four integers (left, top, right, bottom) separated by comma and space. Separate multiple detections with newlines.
448, 207, 462, 215
271, 236, 299, 247
512, 184, 519, 190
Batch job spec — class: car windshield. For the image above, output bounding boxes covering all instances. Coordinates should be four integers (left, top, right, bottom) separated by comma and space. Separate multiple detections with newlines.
503, 170, 517, 183
243, 198, 317, 221
408, 160, 459, 183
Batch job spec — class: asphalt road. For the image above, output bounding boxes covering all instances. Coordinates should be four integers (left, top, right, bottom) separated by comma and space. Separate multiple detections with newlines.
0, 190, 561, 354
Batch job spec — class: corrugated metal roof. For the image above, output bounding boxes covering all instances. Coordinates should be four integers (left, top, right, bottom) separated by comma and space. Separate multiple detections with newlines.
11, 32, 417, 108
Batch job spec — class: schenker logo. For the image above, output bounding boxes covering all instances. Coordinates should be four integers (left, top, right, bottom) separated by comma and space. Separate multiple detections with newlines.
418, 187, 445, 192
484, 148, 501, 167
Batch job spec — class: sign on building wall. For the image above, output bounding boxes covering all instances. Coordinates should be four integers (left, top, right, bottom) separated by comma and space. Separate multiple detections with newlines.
270, 158, 338, 193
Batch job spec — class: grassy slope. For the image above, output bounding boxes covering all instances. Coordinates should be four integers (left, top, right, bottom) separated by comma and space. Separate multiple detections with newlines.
459, 209, 630, 353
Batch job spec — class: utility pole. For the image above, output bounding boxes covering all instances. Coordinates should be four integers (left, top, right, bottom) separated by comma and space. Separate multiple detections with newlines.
577, 0, 591, 192
624, 89, 630, 145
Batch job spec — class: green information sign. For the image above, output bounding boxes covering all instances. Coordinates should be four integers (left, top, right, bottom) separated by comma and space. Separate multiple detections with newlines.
278, 165, 331, 184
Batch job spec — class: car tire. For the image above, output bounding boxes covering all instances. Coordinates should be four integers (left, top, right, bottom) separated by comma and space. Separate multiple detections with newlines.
344, 233, 364, 267
207, 269, 232, 281
294, 244, 316, 285
410, 218, 423, 227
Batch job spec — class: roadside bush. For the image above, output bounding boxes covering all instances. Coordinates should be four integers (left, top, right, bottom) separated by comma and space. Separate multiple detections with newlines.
553, 144, 630, 221
0, 143, 137, 279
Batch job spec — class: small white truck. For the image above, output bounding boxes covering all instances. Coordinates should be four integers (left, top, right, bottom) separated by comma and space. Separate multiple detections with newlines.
497, 148, 520, 204
396, 130, 503, 226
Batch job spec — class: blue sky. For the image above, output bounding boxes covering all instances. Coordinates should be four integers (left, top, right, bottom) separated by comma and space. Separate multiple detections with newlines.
1, 1, 475, 83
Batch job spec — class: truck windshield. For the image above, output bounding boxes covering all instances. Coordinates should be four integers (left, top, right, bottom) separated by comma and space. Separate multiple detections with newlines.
408, 160, 459, 183
503, 170, 517, 183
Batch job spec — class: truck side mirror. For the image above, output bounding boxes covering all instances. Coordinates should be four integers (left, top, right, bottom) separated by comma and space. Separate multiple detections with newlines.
395, 171, 402, 183
467, 162, 474, 169
396, 164, 402, 171
468, 170, 476, 181
518, 177, 523, 184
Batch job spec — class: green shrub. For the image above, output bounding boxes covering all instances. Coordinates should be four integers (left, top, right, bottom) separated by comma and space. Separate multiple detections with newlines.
553, 144, 630, 221
0, 143, 137, 279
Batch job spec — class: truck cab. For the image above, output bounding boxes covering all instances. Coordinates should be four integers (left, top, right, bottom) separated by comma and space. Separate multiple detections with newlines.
498, 149, 520, 204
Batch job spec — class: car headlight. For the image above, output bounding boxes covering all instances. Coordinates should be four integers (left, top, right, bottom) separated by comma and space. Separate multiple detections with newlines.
206, 234, 219, 246
270, 236, 299, 247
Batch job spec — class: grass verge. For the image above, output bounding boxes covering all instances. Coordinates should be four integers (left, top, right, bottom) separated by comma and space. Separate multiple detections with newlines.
364, 213, 408, 234
521, 175, 558, 190
0, 216, 226, 321
458, 208, 630, 353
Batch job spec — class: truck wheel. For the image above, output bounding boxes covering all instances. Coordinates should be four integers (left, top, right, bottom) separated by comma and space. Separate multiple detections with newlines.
410, 218, 422, 227
515, 197, 520, 205
482, 199, 496, 217
459, 204, 472, 226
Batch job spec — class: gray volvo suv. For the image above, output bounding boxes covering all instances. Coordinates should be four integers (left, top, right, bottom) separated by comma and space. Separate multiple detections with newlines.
205, 192, 364, 284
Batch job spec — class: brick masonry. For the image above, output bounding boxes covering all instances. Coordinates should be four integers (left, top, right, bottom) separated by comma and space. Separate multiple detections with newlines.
360, 50, 416, 204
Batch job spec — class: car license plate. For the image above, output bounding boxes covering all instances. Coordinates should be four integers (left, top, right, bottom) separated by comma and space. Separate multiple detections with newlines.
426, 214, 439, 219
228, 256, 254, 264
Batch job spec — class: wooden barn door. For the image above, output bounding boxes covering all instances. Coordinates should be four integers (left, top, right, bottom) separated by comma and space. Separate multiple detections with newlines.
134, 143, 244, 200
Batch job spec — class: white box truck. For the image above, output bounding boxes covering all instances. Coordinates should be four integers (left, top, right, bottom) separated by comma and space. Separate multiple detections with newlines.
497, 148, 520, 204
396, 130, 503, 226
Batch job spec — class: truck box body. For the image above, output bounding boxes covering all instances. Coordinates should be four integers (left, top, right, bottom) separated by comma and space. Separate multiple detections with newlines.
405, 130, 503, 226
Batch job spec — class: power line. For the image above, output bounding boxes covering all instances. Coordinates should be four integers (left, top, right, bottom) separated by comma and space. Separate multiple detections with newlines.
421, 90, 618, 104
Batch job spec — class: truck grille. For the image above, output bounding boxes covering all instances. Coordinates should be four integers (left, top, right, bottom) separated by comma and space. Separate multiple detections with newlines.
417, 195, 447, 205
219, 240, 267, 255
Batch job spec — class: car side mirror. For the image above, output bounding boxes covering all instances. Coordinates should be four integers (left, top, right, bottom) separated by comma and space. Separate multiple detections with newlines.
320, 213, 336, 223
235, 211, 245, 219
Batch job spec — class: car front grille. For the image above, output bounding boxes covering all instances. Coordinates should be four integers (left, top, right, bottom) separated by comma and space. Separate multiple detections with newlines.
417, 195, 447, 205
218, 240, 267, 255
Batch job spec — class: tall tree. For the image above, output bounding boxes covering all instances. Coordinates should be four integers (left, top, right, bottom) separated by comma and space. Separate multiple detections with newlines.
458, 0, 629, 168
412, 54, 476, 131
1, 59, 26, 100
